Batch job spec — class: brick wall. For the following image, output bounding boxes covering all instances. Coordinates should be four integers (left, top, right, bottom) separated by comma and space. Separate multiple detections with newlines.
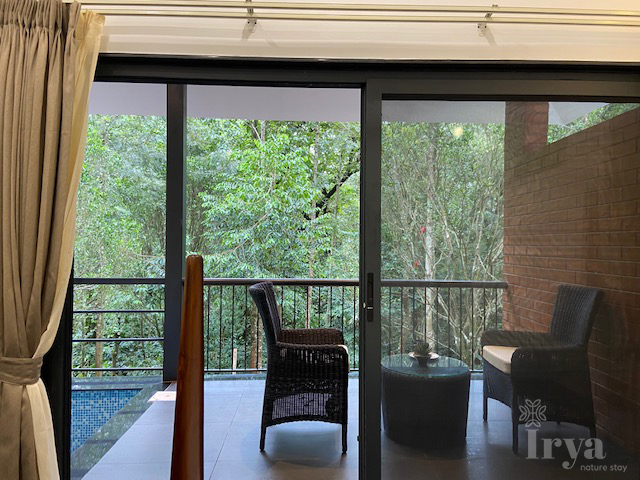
503, 103, 640, 451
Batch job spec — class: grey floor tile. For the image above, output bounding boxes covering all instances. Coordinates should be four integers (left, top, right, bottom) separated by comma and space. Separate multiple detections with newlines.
83, 461, 215, 480
211, 457, 357, 480
83, 462, 172, 480
204, 423, 232, 462
99, 423, 174, 464
233, 394, 266, 423
205, 380, 249, 395
381, 455, 437, 480
205, 394, 242, 421
135, 399, 176, 425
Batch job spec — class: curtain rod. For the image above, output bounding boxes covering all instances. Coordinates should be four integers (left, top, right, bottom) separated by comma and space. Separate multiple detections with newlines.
74, 1, 640, 17
71, 1, 640, 26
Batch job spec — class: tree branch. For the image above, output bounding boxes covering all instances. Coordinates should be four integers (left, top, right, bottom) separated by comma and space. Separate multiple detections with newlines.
303, 157, 360, 221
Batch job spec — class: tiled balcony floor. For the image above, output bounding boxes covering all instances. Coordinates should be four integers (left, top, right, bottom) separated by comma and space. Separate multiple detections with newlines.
82, 379, 638, 480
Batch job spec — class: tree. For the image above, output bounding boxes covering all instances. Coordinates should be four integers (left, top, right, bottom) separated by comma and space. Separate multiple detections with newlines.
381, 121, 504, 368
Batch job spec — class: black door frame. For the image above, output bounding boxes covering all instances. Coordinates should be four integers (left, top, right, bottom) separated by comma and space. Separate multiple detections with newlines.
45, 55, 640, 479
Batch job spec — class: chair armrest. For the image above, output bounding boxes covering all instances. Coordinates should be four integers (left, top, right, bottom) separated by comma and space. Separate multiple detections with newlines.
511, 345, 592, 407
280, 328, 345, 345
511, 345, 588, 381
274, 342, 349, 375
481, 330, 560, 349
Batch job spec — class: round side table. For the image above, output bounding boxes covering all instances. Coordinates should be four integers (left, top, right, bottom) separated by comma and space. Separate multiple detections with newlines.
381, 354, 470, 449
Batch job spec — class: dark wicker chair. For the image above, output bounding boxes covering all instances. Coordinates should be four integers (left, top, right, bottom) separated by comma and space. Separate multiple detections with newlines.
481, 284, 603, 454
249, 281, 349, 453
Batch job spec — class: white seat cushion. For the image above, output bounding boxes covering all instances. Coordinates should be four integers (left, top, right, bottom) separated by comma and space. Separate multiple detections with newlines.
482, 346, 517, 374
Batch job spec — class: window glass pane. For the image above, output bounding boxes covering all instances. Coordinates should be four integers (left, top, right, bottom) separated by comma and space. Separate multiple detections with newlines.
72, 83, 166, 478
380, 99, 640, 480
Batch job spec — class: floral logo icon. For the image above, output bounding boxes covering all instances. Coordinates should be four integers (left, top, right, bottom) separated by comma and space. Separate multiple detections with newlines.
519, 399, 547, 428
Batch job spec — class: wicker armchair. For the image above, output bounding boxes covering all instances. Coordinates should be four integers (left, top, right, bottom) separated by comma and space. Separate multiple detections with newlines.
481, 284, 603, 454
249, 282, 349, 453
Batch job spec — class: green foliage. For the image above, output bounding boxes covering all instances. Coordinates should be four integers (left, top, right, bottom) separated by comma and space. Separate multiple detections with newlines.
548, 103, 639, 144
76, 115, 166, 278
186, 119, 361, 280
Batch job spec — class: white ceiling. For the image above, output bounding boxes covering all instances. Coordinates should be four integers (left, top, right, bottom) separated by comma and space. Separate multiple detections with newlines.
91, 0, 640, 61
88, 82, 612, 124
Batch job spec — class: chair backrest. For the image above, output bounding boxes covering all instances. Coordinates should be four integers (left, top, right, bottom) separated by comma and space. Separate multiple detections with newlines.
249, 282, 282, 351
549, 285, 603, 347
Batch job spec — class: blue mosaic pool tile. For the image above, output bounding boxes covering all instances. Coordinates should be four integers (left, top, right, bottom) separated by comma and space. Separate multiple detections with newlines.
71, 389, 140, 452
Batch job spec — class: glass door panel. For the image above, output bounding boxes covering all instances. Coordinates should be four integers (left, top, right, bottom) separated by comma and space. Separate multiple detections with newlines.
376, 98, 640, 480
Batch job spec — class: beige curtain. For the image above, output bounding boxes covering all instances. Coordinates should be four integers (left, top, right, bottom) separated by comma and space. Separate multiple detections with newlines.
0, 1, 103, 479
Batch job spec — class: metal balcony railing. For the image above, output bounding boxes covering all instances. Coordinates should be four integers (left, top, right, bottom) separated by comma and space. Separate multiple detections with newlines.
72, 277, 506, 375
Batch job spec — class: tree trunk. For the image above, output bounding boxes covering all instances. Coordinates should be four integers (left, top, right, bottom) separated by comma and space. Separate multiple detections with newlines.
140, 316, 147, 360
112, 341, 120, 369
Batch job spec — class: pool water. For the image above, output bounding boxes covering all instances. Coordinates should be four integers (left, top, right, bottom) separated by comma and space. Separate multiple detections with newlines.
71, 389, 141, 452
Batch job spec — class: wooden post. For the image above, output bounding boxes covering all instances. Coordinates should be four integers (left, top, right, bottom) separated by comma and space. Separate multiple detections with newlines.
170, 255, 204, 480
232, 348, 238, 375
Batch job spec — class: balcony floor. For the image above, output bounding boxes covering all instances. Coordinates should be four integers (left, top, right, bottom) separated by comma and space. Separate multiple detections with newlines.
82, 378, 638, 480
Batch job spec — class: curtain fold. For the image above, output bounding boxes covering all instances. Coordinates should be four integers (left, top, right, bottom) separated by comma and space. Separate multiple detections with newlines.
0, 1, 103, 478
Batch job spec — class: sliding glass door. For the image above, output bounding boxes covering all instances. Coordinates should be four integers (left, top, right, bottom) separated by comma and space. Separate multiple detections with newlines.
361, 79, 640, 480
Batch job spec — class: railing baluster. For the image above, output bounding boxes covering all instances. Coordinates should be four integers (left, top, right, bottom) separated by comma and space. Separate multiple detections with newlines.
341, 287, 345, 333
353, 285, 357, 370
293, 286, 297, 329
447, 287, 451, 357
219, 285, 223, 371
459, 288, 463, 362
280, 286, 285, 326
257, 299, 261, 372
412, 286, 416, 347
306, 285, 310, 328
471, 288, 475, 369
317, 285, 321, 327
495, 287, 499, 330
424, 286, 427, 343
206, 286, 211, 371
483, 287, 486, 331
435, 286, 439, 354
231, 285, 235, 372
244, 286, 248, 369
329, 286, 333, 328
388, 286, 392, 358
400, 286, 404, 355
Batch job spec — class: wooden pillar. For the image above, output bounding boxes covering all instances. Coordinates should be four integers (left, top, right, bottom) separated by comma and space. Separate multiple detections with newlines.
170, 255, 204, 480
